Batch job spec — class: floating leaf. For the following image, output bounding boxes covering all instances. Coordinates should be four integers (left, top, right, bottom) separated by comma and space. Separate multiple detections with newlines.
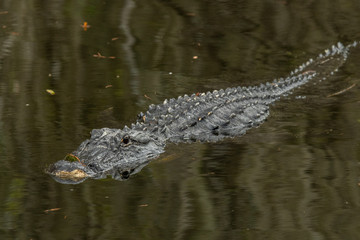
44, 208, 61, 213
81, 22, 90, 31
46, 89, 55, 95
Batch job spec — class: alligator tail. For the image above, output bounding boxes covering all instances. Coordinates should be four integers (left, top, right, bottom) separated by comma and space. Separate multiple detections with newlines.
262, 41, 358, 99
137, 41, 358, 142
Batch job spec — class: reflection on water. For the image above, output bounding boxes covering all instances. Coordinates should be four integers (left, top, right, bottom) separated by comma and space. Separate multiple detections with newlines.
0, 0, 360, 239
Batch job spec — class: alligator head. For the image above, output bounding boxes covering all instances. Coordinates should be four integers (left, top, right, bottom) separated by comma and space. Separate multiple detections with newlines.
47, 127, 165, 184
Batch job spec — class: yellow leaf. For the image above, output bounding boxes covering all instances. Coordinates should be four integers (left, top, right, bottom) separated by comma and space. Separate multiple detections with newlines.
46, 89, 55, 95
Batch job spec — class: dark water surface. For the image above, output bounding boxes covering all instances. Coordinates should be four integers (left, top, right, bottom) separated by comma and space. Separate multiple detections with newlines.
1, 0, 360, 239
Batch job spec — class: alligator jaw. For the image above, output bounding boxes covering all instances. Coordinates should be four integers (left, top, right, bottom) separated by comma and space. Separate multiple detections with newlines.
47, 160, 92, 184
53, 169, 88, 179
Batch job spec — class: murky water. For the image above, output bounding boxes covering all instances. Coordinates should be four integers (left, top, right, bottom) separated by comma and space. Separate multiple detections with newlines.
0, 0, 360, 239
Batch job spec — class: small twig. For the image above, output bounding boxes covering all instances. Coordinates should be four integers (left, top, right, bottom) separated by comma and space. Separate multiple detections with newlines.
327, 83, 356, 97
44, 208, 61, 213
144, 94, 152, 100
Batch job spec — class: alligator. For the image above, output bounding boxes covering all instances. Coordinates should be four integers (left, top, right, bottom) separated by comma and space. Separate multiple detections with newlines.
48, 41, 358, 184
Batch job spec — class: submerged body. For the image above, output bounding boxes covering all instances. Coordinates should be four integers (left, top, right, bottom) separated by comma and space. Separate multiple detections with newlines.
48, 41, 358, 184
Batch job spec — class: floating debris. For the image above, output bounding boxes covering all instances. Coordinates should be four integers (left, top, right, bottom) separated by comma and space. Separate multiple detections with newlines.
81, 22, 90, 31
46, 89, 55, 95
93, 52, 117, 59
327, 83, 356, 97
44, 208, 61, 213
93, 52, 106, 58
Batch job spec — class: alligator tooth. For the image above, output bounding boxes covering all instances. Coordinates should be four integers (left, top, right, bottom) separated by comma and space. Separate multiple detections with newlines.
163, 99, 168, 105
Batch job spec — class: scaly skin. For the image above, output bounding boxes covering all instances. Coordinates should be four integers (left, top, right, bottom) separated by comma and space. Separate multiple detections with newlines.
47, 41, 358, 184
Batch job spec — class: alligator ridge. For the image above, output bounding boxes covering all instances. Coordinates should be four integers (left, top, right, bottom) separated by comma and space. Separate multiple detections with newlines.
47, 41, 359, 184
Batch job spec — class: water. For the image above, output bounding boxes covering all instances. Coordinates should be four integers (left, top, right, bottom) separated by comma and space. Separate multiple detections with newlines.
1, 0, 360, 239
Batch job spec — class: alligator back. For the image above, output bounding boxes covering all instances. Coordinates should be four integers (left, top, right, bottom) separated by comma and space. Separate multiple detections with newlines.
48, 41, 358, 184
134, 42, 357, 143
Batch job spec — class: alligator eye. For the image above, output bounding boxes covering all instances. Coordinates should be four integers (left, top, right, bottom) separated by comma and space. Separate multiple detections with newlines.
121, 170, 130, 179
121, 135, 131, 145
88, 163, 95, 169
